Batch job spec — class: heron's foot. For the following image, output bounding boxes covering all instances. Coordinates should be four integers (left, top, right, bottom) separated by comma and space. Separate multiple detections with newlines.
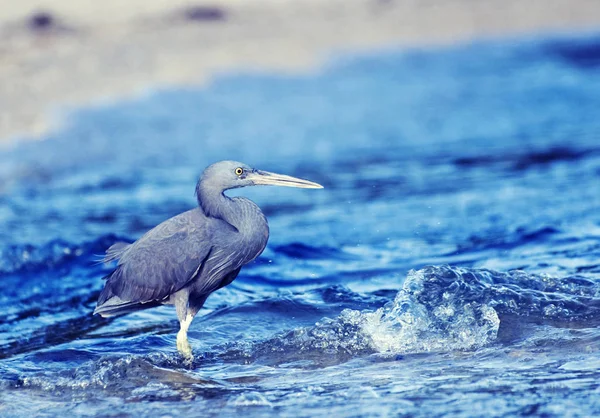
177, 330, 193, 360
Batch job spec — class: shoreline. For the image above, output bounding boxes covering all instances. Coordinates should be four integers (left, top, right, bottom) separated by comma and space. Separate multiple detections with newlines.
1, 0, 599, 143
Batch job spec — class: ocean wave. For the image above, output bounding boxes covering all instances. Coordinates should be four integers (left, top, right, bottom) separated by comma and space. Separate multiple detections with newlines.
218, 265, 600, 366
12, 354, 217, 396
0, 234, 124, 276
5, 265, 599, 395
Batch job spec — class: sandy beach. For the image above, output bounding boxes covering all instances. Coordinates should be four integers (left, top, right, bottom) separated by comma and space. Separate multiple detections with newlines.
1, 0, 599, 143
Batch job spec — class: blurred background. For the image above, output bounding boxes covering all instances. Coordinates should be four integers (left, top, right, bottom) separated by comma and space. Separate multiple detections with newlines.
1, 0, 600, 140
1, 1, 600, 417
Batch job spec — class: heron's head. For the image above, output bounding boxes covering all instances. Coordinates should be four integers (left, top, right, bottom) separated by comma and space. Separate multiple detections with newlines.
200, 160, 323, 192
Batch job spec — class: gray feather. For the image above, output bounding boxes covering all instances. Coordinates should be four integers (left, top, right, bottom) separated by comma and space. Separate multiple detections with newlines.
96, 208, 214, 312
103, 241, 131, 263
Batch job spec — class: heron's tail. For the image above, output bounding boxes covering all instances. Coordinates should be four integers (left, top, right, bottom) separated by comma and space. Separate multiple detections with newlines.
94, 295, 162, 317
103, 241, 131, 263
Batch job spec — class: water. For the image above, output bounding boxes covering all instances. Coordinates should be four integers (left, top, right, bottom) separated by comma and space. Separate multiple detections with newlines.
1, 33, 600, 417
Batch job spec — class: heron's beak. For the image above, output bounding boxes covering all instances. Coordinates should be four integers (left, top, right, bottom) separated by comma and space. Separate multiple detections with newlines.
251, 170, 323, 189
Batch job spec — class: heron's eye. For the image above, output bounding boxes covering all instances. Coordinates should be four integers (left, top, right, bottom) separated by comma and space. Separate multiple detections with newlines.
235, 167, 244, 176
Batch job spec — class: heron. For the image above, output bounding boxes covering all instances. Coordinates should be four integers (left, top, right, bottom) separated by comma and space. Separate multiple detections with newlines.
94, 160, 323, 358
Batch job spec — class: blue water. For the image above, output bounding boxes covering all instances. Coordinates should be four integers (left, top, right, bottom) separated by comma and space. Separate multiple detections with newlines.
1, 33, 600, 417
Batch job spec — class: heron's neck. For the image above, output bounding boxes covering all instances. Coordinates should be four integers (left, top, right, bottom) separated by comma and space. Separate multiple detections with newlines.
196, 182, 266, 237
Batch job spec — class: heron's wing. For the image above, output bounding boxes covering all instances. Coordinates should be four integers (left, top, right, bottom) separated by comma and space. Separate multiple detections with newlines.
95, 209, 216, 312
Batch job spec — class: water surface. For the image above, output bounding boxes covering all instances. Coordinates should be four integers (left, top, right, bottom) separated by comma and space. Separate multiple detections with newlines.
1, 33, 600, 417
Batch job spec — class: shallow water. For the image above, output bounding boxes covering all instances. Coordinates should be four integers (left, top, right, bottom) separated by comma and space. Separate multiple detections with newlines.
1, 33, 600, 417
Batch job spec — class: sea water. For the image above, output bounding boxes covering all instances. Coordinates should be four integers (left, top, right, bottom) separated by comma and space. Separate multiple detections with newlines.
1, 33, 599, 417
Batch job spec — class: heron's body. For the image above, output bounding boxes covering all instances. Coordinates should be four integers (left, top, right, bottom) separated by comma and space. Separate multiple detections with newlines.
94, 161, 322, 358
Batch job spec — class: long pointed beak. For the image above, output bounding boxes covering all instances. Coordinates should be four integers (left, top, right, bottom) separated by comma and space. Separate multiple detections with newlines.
250, 170, 323, 189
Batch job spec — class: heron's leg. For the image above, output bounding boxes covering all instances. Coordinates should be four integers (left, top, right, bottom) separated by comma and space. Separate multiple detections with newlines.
172, 289, 195, 359
176, 313, 195, 359
172, 290, 207, 360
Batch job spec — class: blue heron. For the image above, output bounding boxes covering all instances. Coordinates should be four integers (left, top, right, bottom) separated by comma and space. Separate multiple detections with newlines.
94, 160, 323, 358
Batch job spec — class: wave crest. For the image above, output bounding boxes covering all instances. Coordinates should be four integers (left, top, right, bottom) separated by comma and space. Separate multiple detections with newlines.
220, 265, 600, 365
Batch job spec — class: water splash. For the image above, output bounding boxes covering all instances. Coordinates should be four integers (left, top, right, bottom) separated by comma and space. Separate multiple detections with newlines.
219, 265, 600, 365
359, 268, 500, 353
